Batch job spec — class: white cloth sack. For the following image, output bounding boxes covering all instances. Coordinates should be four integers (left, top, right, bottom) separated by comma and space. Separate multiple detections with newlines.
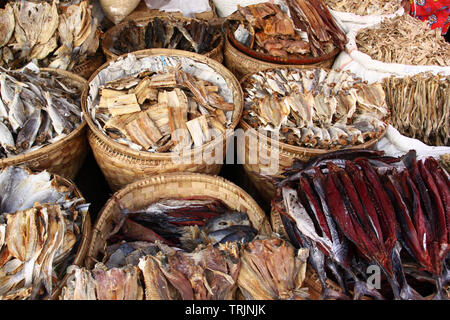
144, 0, 212, 18
375, 125, 450, 160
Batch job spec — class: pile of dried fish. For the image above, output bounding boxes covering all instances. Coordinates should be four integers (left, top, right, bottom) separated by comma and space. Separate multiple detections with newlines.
0, 166, 89, 300
231, 0, 347, 59
0, 0, 100, 70
356, 15, 450, 66
60, 264, 143, 300
324, 0, 401, 15
274, 149, 450, 300
237, 237, 309, 300
384, 73, 449, 146
110, 18, 222, 57
92, 65, 234, 152
0, 66, 83, 158
242, 68, 388, 149
105, 197, 258, 255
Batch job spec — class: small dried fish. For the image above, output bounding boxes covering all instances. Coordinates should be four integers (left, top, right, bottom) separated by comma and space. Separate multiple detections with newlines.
324, 0, 401, 15
356, 15, 450, 66
0, 66, 83, 158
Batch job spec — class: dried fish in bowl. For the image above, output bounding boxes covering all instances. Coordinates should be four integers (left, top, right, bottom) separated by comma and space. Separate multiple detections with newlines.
0, 0, 100, 71
324, 0, 401, 15
356, 15, 450, 66
0, 166, 89, 300
384, 73, 449, 146
108, 17, 222, 57
0, 65, 84, 159
228, 0, 347, 59
88, 54, 235, 153
242, 67, 389, 149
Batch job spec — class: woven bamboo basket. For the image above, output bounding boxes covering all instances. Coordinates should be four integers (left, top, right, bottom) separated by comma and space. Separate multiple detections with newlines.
82, 48, 243, 192
224, 35, 337, 80
101, 15, 224, 63
84, 172, 272, 269
0, 68, 88, 180
238, 66, 388, 203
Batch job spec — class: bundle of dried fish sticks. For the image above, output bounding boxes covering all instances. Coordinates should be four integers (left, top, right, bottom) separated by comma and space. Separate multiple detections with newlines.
356, 15, 450, 66
324, 0, 401, 15
383, 73, 449, 146
242, 68, 388, 149
110, 18, 222, 57
61, 236, 309, 300
0, 0, 100, 70
89, 55, 235, 153
231, 0, 347, 59
0, 166, 89, 300
0, 66, 83, 158
274, 149, 450, 300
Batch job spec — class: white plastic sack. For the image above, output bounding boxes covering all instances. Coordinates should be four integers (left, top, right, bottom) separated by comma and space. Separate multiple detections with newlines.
144, 0, 211, 18
328, 7, 404, 34
375, 125, 450, 160
333, 15, 450, 83
212, 0, 278, 17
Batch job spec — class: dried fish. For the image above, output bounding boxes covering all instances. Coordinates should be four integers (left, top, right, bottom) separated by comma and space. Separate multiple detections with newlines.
243, 68, 388, 149
232, 0, 346, 59
93, 65, 233, 153
111, 18, 221, 57
0, 66, 83, 158
324, 0, 401, 15
0, 0, 100, 71
356, 15, 450, 66
384, 73, 449, 146
275, 150, 450, 300
0, 166, 89, 300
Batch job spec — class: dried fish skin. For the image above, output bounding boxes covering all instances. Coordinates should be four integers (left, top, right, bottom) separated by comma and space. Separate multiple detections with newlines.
60, 266, 97, 300
92, 264, 143, 300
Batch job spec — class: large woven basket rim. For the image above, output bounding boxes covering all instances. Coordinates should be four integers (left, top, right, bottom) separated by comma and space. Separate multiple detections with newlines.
238, 65, 388, 156
0, 68, 87, 167
82, 48, 243, 161
101, 15, 225, 61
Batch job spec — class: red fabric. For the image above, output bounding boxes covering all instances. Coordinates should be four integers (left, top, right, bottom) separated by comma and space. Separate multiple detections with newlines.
410, 0, 450, 35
